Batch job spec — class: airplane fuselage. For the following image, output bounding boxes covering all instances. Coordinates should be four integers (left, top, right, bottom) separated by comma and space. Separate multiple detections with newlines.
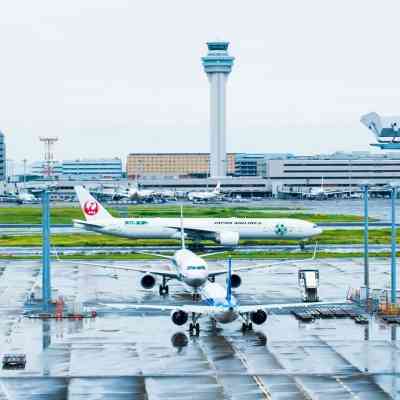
75, 217, 322, 242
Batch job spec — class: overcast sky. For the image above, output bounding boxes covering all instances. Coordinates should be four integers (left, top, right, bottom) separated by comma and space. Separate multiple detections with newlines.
1, 0, 400, 165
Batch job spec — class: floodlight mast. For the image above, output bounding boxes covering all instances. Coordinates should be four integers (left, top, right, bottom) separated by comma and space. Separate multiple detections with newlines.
39, 137, 58, 179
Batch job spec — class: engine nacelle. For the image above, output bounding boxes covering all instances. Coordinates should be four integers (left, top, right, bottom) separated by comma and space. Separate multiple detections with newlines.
250, 310, 267, 325
141, 274, 156, 289
217, 231, 240, 247
171, 310, 188, 326
231, 274, 242, 288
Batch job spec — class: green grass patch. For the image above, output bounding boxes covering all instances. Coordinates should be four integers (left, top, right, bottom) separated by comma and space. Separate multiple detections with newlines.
0, 251, 397, 261
0, 229, 395, 247
0, 205, 370, 224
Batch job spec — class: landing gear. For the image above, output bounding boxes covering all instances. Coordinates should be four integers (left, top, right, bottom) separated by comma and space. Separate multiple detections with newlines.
159, 276, 169, 296
192, 292, 201, 301
241, 313, 253, 332
188, 313, 200, 336
241, 322, 253, 332
159, 285, 169, 295
299, 241, 306, 251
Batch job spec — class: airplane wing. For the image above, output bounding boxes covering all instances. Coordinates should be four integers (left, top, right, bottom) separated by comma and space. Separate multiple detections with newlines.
54, 257, 179, 279
209, 245, 317, 277
103, 303, 226, 315
236, 301, 350, 313
73, 219, 104, 229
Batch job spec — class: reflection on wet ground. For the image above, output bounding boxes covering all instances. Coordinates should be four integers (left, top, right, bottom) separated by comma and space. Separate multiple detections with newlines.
0, 258, 399, 398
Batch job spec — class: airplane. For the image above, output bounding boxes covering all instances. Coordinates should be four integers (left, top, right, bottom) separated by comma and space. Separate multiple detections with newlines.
95, 256, 340, 336
187, 182, 222, 202
303, 177, 357, 200
62, 203, 318, 299
113, 183, 154, 201
16, 191, 38, 204
73, 186, 323, 248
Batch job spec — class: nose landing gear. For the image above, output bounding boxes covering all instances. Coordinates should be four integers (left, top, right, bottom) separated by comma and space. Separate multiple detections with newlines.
241, 322, 253, 332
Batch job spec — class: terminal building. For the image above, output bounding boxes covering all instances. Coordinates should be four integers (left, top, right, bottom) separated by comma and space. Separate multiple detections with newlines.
30, 158, 123, 180
126, 153, 235, 179
266, 152, 400, 190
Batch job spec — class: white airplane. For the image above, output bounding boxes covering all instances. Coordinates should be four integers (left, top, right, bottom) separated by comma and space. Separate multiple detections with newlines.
303, 177, 356, 200
65, 204, 318, 299
16, 191, 38, 204
113, 183, 154, 200
187, 182, 221, 202
74, 186, 323, 247
96, 256, 340, 335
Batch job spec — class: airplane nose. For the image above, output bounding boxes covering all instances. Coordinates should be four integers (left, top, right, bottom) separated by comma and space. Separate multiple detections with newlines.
314, 226, 323, 235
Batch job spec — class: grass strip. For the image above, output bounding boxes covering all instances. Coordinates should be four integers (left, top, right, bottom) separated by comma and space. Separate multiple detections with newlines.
0, 206, 370, 224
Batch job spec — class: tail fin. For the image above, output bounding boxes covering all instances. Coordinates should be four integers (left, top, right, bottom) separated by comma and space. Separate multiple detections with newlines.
226, 257, 232, 304
214, 181, 221, 194
180, 205, 186, 249
75, 186, 113, 221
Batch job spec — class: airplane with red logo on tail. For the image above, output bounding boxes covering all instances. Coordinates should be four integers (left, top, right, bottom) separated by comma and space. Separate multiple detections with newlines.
68, 186, 323, 299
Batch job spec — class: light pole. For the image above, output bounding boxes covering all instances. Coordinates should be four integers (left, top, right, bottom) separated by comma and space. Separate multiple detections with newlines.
390, 184, 398, 305
362, 184, 369, 300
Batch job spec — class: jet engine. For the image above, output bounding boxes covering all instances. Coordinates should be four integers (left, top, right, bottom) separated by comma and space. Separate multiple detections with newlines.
141, 274, 156, 289
216, 231, 240, 247
171, 310, 188, 326
250, 310, 267, 325
230, 274, 242, 288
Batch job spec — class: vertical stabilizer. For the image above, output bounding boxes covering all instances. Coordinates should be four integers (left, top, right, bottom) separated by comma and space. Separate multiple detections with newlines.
75, 186, 113, 221
180, 205, 186, 249
226, 257, 232, 304
214, 181, 221, 194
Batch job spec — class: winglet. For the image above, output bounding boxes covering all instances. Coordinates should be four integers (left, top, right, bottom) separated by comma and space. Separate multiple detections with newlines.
226, 257, 232, 305
180, 205, 186, 249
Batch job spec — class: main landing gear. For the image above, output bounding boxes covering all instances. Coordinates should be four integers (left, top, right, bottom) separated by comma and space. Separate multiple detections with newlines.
241, 313, 253, 332
188, 313, 200, 336
159, 276, 169, 296
241, 322, 253, 332
299, 241, 306, 251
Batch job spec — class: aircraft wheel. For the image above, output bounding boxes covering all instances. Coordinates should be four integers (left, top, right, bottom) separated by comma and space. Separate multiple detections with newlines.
248, 323, 253, 331
165, 285, 169, 295
299, 242, 305, 251
195, 323, 200, 336
241, 323, 247, 332
189, 323, 194, 335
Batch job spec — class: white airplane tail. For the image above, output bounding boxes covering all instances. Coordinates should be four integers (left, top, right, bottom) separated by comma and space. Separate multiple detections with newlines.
214, 181, 221, 194
75, 186, 114, 221
180, 205, 186, 249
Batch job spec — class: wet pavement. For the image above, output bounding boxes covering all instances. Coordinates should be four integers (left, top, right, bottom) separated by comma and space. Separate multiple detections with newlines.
0, 258, 400, 398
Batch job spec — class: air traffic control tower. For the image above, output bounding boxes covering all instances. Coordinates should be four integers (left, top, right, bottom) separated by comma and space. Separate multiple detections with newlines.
202, 42, 234, 178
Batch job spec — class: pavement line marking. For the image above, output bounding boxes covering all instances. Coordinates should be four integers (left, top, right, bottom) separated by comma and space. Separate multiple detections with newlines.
230, 341, 272, 399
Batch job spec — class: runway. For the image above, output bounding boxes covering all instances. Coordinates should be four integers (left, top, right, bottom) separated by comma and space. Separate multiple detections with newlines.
0, 258, 399, 398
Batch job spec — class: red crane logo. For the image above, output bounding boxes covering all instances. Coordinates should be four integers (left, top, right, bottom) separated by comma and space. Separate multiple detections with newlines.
83, 200, 99, 216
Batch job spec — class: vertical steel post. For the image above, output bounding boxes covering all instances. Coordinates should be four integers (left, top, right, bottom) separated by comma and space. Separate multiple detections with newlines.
42, 190, 51, 312
391, 187, 397, 305
363, 185, 369, 300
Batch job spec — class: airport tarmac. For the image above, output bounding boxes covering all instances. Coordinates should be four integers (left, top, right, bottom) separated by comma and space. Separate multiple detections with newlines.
0, 258, 399, 398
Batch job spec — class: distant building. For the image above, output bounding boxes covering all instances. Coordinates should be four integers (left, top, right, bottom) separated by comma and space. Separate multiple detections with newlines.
126, 153, 236, 179
268, 152, 400, 188
0, 132, 5, 181
235, 153, 294, 177
62, 158, 122, 179
30, 158, 122, 180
